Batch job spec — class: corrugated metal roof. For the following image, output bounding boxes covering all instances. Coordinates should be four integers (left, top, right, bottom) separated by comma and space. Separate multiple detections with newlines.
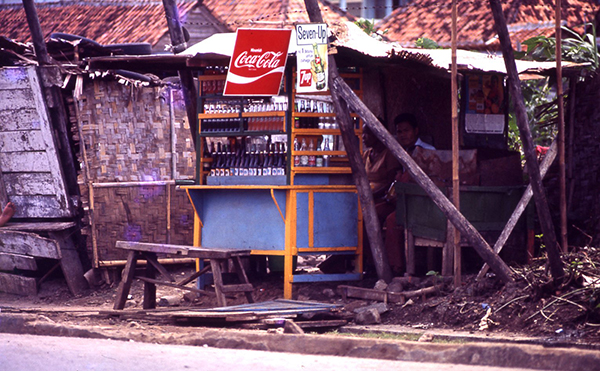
182, 21, 581, 75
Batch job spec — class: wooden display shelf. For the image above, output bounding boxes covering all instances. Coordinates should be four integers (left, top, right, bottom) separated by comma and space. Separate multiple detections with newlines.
291, 166, 352, 173
198, 111, 286, 119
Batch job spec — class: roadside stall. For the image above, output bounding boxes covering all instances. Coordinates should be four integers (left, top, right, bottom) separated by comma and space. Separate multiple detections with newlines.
182, 25, 365, 299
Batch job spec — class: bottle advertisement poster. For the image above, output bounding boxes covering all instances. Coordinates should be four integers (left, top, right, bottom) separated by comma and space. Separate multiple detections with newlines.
295, 23, 328, 93
464, 73, 506, 134
224, 28, 291, 96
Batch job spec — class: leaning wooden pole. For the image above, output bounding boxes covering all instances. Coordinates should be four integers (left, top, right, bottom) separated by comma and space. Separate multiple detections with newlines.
304, 0, 393, 283
162, 0, 197, 147
488, 0, 564, 283
477, 139, 558, 279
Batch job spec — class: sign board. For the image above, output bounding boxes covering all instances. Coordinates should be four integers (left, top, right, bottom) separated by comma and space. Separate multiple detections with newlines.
464, 74, 506, 134
224, 29, 292, 96
295, 23, 328, 93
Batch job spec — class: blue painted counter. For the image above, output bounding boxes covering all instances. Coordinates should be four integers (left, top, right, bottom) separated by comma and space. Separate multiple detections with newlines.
183, 185, 363, 298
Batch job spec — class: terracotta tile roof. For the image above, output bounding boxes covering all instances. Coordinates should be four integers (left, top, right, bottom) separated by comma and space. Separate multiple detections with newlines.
0, 0, 355, 47
199, 0, 356, 30
0, 1, 196, 45
376, 0, 600, 51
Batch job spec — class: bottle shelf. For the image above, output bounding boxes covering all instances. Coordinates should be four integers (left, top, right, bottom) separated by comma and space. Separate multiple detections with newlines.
200, 130, 285, 137
198, 111, 286, 119
292, 129, 361, 135
291, 166, 352, 174
292, 150, 347, 156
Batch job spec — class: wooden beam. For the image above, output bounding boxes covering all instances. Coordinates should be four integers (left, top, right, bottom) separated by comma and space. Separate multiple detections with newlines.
0, 230, 60, 259
0, 252, 37, 271
0, 272, 37, 296
488, 0, 564, 283
304, 0, 393, 283
477, 139, 558, 279
161, 0, 197, 147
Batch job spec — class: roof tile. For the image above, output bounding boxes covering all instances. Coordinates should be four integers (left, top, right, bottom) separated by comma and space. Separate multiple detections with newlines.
377, 0, 599, 50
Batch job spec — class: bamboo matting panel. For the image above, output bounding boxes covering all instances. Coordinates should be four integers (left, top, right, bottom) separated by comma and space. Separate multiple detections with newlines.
85, 185, 194, 263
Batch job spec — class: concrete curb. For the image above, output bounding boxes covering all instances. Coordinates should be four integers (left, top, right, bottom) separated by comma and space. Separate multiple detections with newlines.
1, 313, 600, 370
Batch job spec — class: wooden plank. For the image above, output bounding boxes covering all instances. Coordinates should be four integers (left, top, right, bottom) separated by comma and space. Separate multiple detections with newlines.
50, 230, 88, 296
26, 67, 74, 218
0, 67, 30, 90
113, 251, 138, 310
143, 252, 157, 310
115, 241, 250, 259
0, 272, 37, 295
0, 221, 75, 232
0, 252, 37, 271
0, 108, 40, 131
3, 173, 57, 196
0, 151, 52, 172
0, 130, 46, 152
0, 230, 61, 258
8, 195, 72, 219
0, 88, 35, 111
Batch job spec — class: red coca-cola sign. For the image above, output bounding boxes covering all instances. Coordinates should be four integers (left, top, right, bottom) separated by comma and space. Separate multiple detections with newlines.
224, 29, 292, 96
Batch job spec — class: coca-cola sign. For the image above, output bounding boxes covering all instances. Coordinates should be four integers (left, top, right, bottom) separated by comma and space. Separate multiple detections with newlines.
224, 29, 292, 96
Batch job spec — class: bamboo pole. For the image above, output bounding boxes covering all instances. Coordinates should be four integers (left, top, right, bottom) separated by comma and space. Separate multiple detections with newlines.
488, 0, 564, 283
451, 0, 461, 286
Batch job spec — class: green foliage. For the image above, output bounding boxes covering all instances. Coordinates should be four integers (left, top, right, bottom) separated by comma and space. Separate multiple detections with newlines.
355, 18, 388, 41
415, 37, 441, 49
508, 24, 599, 154
516, 23, 599, 70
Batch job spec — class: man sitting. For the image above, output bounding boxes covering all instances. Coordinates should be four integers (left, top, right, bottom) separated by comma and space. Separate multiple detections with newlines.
384, 113, 435, 275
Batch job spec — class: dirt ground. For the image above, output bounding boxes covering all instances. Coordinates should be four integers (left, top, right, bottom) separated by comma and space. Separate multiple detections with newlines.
1, 248, 599, 346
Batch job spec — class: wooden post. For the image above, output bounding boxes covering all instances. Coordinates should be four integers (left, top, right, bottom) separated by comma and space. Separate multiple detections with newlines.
21, 0, 50, 66
451, 0, 461, 286
488, 0, 564, 283
555, 0, 568, 253
304, 0, 393, 283
161, 0, 197, 147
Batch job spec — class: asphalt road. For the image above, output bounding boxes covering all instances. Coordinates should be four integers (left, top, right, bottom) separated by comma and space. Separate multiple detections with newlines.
0, 333, 536, 371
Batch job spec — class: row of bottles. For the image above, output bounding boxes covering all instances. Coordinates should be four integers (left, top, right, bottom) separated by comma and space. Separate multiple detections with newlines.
294, 98, 335, 129
201, 117, 284, 133
200, 66, 228, 95
208, 140, 287, 177
293, 137, 332, 167
201, 99, 287, 133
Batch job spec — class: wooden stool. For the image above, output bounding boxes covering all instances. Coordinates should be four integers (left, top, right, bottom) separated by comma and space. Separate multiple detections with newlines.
113, 241, 254, 309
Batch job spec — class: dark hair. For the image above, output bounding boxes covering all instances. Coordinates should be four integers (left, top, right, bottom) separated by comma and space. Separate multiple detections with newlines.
394, 113, 418, 129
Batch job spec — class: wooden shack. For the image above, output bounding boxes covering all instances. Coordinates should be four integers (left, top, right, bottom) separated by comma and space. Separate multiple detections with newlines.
0, 66, 87, 295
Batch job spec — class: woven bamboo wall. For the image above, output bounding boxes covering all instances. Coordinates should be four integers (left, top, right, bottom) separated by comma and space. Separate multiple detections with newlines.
75, 80, 196, 264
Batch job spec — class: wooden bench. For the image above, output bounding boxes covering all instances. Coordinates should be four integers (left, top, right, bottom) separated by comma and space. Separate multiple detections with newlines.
113, 241, 254, 309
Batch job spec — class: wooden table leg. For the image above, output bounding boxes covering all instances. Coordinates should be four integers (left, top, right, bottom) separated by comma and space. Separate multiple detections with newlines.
231, 255, 254, 303
210, 259, 227, 307
143, 252, 157, 309
113, 250, 138, 310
